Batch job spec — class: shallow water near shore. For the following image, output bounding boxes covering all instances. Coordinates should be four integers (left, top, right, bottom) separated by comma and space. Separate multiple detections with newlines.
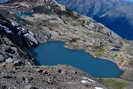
32, 41, 124, 78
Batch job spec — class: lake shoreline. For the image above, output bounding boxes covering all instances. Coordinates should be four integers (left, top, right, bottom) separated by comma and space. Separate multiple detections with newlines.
32, 41, 124, 78
1, 0, 132, 80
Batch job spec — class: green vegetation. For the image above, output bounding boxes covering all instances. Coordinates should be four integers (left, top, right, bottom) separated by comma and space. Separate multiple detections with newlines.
128, 60, 133, 66
94, 46, 105, 51
78, 19, 91, 25
111, 53, 118, 59
93, 46, 105, 57
69, 19, 82, 26
98, 78, 129, 89
64, 18, 90, 26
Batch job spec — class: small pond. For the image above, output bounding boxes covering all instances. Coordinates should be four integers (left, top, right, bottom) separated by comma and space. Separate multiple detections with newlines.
0, 0, 10, 3
32, 41, 124, 77
16, 13, 32, 17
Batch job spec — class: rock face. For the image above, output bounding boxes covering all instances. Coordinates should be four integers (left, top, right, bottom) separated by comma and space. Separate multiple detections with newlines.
0, 34, 35, 65
0, 64, 107, 89
0, 14, 38, 46
0, 13, 38, 65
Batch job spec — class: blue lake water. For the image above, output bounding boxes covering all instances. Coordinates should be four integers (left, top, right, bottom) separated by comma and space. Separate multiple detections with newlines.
0, 0, 10, 3
16, 13, 32, 17
32, 41, 124, 78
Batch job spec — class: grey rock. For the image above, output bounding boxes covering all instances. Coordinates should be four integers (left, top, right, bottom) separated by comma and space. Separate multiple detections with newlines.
5, 57, 14, 63
0, 54, 4, 62
25, 85, 34, 89
0, 65, 107, 89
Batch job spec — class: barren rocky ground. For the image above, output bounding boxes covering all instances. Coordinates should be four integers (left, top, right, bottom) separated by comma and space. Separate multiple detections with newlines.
0, 63, 107, 89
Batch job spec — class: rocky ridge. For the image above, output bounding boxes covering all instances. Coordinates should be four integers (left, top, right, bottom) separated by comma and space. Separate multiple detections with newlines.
0, 31, 35, 65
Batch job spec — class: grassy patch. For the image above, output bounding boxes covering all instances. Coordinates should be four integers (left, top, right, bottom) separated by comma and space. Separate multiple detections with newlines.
128, 60, 133, 66
93, 46, 105, 57
94, 46, 105, 51
97, 78, 129, 89
111, 53, 118, 59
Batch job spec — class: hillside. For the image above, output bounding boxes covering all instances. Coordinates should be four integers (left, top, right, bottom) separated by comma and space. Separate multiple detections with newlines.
0, 64, 108, 89
56, 0, 129, 16
56, 0, 133, 40
97, 5, 133, 39
0, 0, 132, 89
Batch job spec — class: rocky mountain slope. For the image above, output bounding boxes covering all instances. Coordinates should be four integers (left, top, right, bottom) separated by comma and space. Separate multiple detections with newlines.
8, 0, 133, 72
56, 0, 125, 16
0, 64, 107, 89
0, 0, 132, 89
56, 0, 133, 40
97, 4, 133, 39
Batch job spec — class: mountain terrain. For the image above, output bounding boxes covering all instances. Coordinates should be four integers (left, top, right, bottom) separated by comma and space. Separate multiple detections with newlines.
56, 0, 133, 40
0, 0, 132, 89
